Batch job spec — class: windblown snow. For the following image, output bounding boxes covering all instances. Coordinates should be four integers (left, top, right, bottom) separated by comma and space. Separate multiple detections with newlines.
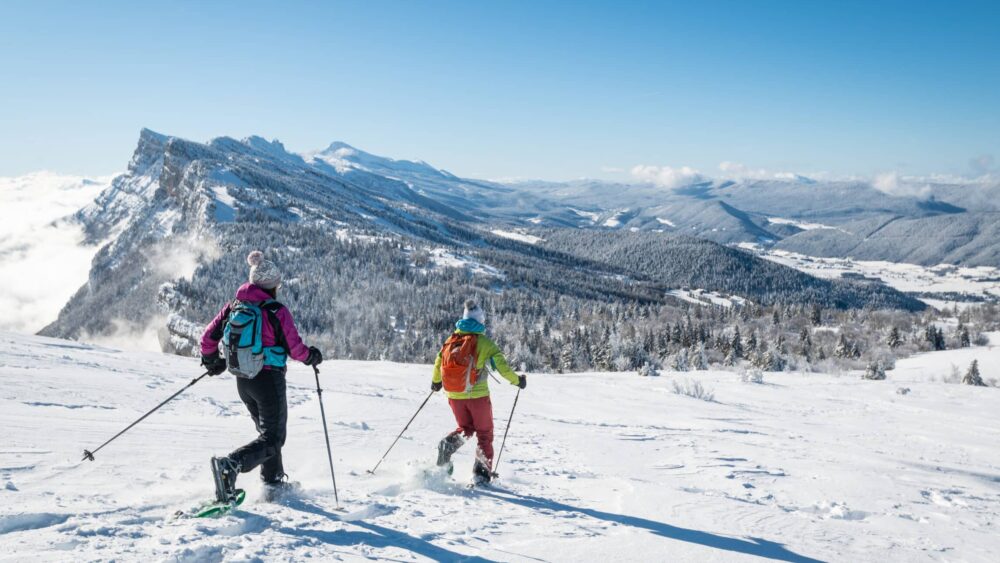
1, 331, 998, 561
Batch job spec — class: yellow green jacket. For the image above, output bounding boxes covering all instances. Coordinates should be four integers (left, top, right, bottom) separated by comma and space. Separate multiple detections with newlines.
432, 319, 520, 399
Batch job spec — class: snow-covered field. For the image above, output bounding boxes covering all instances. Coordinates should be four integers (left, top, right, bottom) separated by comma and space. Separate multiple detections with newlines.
1, 331, 998, 562
739, 244, 1000, 308
667, 288, 749, 308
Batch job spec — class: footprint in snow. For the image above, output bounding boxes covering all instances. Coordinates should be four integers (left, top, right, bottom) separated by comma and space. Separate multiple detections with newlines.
0, 512, 71, 535
800, 501, 868, 521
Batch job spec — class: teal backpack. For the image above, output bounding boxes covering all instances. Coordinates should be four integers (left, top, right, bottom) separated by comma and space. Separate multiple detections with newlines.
221, 300, 287, 378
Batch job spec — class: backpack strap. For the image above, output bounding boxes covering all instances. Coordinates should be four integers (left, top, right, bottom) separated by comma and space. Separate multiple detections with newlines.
209, 301, 237, 343
261, 300, 288, 354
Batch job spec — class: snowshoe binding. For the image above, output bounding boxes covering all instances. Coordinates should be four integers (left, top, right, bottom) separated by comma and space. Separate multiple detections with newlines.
211, 455, 242, 503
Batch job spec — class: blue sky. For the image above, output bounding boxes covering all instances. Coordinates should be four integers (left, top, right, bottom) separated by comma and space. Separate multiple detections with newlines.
1, 0, 997, 180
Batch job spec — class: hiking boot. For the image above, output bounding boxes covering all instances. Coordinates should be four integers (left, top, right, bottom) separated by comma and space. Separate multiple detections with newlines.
472, 460, 492, 486
261, 474, 300, 502
436, 433, 465, 472
211, 456, 241, 503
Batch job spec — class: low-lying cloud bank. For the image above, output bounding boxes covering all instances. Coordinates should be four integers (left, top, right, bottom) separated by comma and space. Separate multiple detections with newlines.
0, 172, 112, 334
630, 164, 704, 189
627, 159, 997, 200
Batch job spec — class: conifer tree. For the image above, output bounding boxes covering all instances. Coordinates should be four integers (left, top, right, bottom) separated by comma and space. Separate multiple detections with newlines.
887, 326, 902, 349
963, 359, 984, 386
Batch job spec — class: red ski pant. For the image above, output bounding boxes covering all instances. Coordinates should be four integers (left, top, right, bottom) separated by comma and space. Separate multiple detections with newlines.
448, 396, 494, 468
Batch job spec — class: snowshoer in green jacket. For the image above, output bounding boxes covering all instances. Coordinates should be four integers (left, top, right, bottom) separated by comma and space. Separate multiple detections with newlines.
432, 300, 525, 485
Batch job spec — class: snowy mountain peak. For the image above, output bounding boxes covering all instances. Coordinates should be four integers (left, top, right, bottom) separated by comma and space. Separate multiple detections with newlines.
310, 141, 443, 178
241, 135, 291, 157
129, 128, 171, 174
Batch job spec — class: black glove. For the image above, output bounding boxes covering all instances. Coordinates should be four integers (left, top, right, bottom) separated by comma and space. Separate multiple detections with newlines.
201, 353, 227, 376
517, 375, 527, 389
305, 346, 323, 366
431, 381, 443, 392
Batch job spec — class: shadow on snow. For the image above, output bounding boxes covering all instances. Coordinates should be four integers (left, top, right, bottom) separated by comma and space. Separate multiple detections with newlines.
280, 497, 498, 563
478, 489, 825, 563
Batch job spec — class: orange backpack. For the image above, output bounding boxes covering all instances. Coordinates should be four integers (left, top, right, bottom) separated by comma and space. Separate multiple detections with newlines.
440, 333, 479, 393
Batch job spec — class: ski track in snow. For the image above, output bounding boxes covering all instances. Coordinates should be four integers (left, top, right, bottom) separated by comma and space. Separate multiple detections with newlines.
1, 331, 999, 562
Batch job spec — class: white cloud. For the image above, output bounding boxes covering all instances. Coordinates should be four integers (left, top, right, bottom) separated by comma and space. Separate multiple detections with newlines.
872, 171, 932, 199
79, 315, 167, 353
717, 161, 804, 181
0, 172, 113, 334
630, 164, 703, 189
146, 234, 221, 282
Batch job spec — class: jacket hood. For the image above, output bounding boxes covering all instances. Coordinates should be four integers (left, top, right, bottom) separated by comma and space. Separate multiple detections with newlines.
235, 282, 274, 302
455, 318, 486, 334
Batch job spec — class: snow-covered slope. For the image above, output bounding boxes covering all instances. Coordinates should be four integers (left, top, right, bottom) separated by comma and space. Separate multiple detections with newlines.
2, 331, 997, 561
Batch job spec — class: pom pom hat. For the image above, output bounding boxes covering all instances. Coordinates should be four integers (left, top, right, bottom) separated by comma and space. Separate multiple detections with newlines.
247, 250, 282, 290
463, 299, 485, 324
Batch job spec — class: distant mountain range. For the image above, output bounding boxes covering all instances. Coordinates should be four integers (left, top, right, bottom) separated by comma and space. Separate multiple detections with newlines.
28, 129, 927, 355
299, 137, 1000, 267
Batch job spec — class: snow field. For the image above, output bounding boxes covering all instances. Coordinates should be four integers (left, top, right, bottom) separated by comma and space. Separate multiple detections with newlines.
1, 331, 998, 562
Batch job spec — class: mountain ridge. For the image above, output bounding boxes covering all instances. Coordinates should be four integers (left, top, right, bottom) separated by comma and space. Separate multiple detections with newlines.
37, 129, 924, 359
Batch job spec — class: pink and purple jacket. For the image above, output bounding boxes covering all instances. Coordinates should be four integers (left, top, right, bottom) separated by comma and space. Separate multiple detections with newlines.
200, 283, 310, 363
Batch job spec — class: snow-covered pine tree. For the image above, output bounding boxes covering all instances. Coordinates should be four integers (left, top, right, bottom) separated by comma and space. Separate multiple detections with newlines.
834, 333, 850, 358
671, 347, 690, 372
958, 325, 971, 348
798, 326, 812, 359
887, 326, 902, 349
810, 304, 822, 326
559, 342, 574, 374
730, 327, 743, 359
923, 325, 936, 349
863, 361, 886, 380
849, 341, 861, 359
638, 361, 659, 377
691, 343, 708, 370
963, 359, 985, 386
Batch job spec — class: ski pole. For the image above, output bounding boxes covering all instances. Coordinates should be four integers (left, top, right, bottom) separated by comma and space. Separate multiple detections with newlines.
493, 388, 520, 475
82, 371, 210, 462
367, 390, 434, 475
312, 365, 340, 509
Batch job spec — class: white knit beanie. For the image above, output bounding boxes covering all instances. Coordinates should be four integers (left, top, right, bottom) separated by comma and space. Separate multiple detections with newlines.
463, 299, 485, 324
247, 250, 282, 290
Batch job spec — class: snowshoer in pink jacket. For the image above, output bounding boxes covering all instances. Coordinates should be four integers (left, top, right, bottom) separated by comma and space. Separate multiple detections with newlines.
199, 251, 323, 502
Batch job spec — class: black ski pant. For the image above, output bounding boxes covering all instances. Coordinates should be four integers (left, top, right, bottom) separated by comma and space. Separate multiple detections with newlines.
229, 368, 287, 483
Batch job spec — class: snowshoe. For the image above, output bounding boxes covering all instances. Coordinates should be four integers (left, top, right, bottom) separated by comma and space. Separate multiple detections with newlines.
193, 489, 246, 518
171, 489, 246, 520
